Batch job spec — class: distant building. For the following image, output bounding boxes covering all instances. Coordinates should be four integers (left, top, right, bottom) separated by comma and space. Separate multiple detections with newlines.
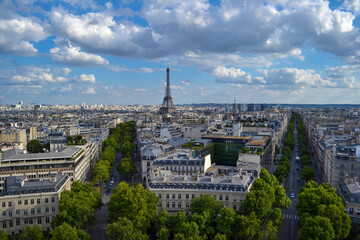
0, 174, 71, 235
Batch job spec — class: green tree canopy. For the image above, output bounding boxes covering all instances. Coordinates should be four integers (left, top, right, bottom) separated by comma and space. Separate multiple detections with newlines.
107, 182, 159, 233
189, 194, 223, 220
27, 139, 43, 153
52, 181, 102, 229
233, 212, 262, 240
0, 230, 7, 240
51, 223, 89, 240
117, 157, 137, 178
21, 225, 44, 240
106, 217, 148, 240
298, 216, 335, 240
301, 166, 316, 181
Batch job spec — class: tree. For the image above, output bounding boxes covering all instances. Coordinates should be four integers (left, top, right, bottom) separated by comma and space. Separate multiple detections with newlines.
117, 157, 137, 178
213, 233, 226, 240
233, 212, 262, 240
275, 144, 280, 154
190, 211, 214, 238
260, 168, 279, 187
273, 185, 291, 208
92, 160, 110, 185
301, 155, 312, 166
154, 210, 169, 234
173, 222, 204, 240
269, 208, 284, 230
301, 166, 315, 182
52, 181, 102, 229
262, 221, 278, 240
21, 225, 44, 240
156, 228, 170, 240
27, 139, 43, 153
106, 217, 148, 240
317, 204, 351, 240
298, 216, 335, 240
51, 223, 90, 240
216, 207, 236, 238
241, 187, 273, 220
107, 182, 159, 233
0, 230, 7, 240
189, 195, 222, 220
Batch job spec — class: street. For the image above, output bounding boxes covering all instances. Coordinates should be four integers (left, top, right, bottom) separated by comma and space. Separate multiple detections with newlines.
278, 120, 302, 240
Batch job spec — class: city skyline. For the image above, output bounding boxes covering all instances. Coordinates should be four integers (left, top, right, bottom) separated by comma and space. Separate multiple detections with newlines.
2, 0, 360, 105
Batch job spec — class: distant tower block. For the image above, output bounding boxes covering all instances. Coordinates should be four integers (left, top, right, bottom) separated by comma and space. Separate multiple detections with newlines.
33, 105, 40, 122
159, 67, 176, 114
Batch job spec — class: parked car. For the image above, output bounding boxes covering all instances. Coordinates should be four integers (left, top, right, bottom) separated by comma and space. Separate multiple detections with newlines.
291, 193, 295, 199
102, 182, 106, 188
107, 187, 112, 193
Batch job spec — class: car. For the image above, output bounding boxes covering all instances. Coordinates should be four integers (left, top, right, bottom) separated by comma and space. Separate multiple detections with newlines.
109, 181, 113, 186
107, 187, 112, 193
296, 167, 299, 171
291, 193, 295, 199
102, 182, 106, 188
297, 177, 300, 182
110, 177, 115, 181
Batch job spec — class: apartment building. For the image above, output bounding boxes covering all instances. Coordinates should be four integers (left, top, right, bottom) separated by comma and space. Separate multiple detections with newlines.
0, 145, 94, 194
0, 174, 71, 235
147, 163, 259, 213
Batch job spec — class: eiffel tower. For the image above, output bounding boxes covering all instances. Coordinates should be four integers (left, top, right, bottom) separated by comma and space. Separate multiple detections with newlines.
159, 67, 176, 114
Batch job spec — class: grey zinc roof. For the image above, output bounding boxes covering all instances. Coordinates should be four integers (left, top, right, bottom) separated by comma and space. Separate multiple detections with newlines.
3, 146, 82, 161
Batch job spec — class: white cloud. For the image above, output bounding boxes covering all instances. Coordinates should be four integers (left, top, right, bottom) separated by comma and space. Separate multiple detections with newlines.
62, 67, 72, 76
342, 0, 360, 15
50, 44, 108, 66
10, 67, 68, 84
181, 80, 191, 85
135, 88, 146, 92
213, 66, 252, 84
0, 16, 48, 56
75, 74, 96, 83
82, 86, 95, 94
107, 65, 155, 73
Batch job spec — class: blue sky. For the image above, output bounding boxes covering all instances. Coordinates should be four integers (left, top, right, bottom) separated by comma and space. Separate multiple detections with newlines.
1, 0, 360, 105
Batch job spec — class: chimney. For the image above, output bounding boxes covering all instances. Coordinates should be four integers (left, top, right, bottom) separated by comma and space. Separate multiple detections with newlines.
20, 179, 25, 187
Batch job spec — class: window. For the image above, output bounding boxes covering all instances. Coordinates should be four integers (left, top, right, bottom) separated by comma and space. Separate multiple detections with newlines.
186, 202, 190, 208
31, 208, 35, 215
192, 194, 195, 199
45, 207, 49, 213
24, 210, 28, 216
46, 217, 50, 224
166, 202, 169, 208
186, 194, 189, 199
178, 194, 181, 199
29, 218, 33, 224
38, 218, 42, 225
233, 196, 237, 202
37, 199, 41, 204
172, 194, 175, 199
37, 207, 41, 214
225, 196, 229, 201
52, 206, 56, 213
9, 210, 12, 217
16, 210, 19, 215
24, 200, 28, 205
158, 194, 162, 199
8, 202, 12, 207
233, 205, 237, 211
24, 219, 28, 224
16, 218, 20, 226
51, 197, 55, 203
31, 199, 34, 204
219, 195, 223, 201
18, 200, 22, 205
45, 198, 49, 203
1, 202, 5, 207
2, 211, 6, 216
158, 202, 162, 208
172, 202, 175, 208
9, 220, 13, 228
178, 202, 182, 208
166, 194, 169, 199
3, 222, 6, 229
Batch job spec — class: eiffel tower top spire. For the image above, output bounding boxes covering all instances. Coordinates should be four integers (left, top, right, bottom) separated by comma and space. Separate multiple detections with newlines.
159, 66, 176, 114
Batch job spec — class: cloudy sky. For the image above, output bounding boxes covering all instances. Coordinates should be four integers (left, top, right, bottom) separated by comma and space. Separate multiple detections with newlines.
1, 0, 360, 105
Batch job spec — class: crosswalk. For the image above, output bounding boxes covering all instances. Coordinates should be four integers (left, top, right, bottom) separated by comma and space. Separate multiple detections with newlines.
283, 214, 300, 220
